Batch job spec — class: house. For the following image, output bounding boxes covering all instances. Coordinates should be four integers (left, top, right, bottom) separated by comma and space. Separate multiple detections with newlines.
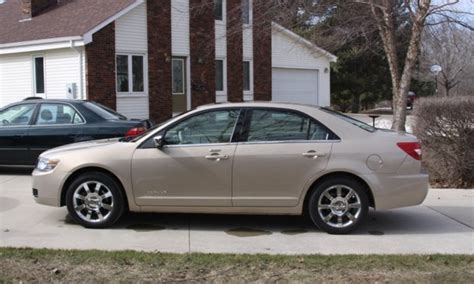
0, 0, 336, 123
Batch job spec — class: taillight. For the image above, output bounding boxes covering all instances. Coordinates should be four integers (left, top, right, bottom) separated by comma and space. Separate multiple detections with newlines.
397, 142, 422, 161
125, 127, 146, 137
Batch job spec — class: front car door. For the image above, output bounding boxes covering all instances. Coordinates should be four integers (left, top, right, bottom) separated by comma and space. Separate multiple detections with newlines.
232, 108, 339, 207
26, 103, 85, 164
132, 108, 242, 207
0, 103, 37, 165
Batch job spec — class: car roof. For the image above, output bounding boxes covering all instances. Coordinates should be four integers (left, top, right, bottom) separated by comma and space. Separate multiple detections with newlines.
21, 99, 87, 104
196, 101, 323, 111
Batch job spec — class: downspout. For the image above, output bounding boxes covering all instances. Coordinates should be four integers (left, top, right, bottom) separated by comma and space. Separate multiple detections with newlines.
70, 40, 85, 100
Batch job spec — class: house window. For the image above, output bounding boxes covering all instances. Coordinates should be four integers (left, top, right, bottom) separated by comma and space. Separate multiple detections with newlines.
172, 58, 186, 95
116, 54, 145, 94
214, 0, 223, 21
242, 0, 251, 25
132, 56, 144, 92
116, 55, 129, 92
216, 59, 224, 92
243, 61, 251, 91
34, 57, 45, 94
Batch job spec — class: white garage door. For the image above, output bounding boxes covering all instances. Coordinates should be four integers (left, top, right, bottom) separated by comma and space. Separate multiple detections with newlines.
272, 68, 319, 105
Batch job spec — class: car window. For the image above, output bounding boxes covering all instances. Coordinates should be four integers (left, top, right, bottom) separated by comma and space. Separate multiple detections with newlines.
320, 107, 376, 132
164, 110, 240, 145
0, 104, 36, 126
246, 109, 336, 142
35, 104, 84, 125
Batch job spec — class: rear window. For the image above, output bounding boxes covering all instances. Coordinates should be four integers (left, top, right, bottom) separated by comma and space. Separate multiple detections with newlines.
320, 108, 376, 132
84, 102, 127, 120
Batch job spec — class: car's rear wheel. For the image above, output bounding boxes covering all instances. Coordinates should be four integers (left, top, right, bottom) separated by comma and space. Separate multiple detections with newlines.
308, 177, 369, 234
66, 172, 124, 228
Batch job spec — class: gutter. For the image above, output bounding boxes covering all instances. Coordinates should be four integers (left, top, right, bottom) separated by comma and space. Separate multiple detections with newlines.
70, 40, 85, 100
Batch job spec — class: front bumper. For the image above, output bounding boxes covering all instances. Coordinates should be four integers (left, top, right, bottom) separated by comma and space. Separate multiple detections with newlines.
365, 173, 429, 210
32, 169, 68, 207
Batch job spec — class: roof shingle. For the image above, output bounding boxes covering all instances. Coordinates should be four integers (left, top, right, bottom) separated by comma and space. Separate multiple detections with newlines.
0, 0, 137, 45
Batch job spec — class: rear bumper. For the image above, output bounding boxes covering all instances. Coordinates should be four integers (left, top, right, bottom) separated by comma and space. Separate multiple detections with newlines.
364, 173, 429, 210
32, 169, 67, 207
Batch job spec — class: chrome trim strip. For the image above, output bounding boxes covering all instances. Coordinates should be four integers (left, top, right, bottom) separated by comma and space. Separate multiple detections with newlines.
161, 140, 340, 149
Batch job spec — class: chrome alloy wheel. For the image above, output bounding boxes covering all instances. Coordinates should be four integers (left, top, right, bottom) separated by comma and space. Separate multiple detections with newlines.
72, 181, 114, 223
317, 185, 362, 228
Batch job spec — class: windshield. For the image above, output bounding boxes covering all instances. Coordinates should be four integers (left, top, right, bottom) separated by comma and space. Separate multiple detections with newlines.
84, 102, 127, 120
320, 107, 376, 132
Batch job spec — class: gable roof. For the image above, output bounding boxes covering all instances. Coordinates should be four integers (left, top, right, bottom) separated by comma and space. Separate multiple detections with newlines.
272, 22, 337, 62
0, 0, 141, 46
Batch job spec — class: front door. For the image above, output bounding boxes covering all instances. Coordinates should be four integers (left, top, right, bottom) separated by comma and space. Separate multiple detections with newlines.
132, 109, 241, 207
232, 108, 336, 207
172, 57, 187, 114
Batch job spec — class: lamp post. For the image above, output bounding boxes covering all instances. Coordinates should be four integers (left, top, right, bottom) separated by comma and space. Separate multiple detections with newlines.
430, 64, 442, 96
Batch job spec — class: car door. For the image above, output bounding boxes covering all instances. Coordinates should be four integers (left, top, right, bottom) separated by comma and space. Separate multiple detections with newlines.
26, 103, 85, 164
232, 108, 337, 207
0, 103, 37, 165
132, 109, 241, 207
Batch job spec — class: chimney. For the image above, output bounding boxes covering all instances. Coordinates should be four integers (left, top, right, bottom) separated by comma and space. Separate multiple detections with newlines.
21, 0, 57, 19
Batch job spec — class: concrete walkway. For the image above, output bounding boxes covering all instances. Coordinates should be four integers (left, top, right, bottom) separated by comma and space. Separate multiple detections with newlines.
1, 171, 473, 255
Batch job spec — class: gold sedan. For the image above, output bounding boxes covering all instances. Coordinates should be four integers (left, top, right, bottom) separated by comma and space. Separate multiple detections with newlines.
32, 103, 428, 234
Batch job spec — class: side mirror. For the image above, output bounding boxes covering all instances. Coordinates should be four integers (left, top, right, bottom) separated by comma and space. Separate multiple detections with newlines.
153, 136, 165, 149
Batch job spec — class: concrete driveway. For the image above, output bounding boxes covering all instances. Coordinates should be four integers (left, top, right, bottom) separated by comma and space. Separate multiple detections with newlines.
1, 170, 473, 255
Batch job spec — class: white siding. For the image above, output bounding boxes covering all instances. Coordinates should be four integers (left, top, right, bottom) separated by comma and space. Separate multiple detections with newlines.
0, 53, 33, 107
116, 96, 149, 119
115, 2, 149, 118
215, 0, 227, 102
272, 28, 331, 106
44, 48, 85, 99
215, 24, 227, 58
0, 48, 84, 108
115, 3, 148, 52
243, 27, 253, 59
172, 0, 190, 55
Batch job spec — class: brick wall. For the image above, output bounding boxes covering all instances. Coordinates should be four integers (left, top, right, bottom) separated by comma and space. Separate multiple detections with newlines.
147, 0, 172, 124
190, 0, 216, 108
253, 0, 272, 101
226, 0, 244, 102
85, 23, 116, 110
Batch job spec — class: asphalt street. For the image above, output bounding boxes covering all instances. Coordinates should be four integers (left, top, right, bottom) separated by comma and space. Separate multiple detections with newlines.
0, 170, 473, 255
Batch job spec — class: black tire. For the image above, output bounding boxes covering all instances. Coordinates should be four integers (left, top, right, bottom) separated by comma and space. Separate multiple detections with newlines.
307, 177, 369, 234
66, 172, 125, 228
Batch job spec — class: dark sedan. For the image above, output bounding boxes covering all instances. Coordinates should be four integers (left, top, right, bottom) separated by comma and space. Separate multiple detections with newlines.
0, 98, 152, 166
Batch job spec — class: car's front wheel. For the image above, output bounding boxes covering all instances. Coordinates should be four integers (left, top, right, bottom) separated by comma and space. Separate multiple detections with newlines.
66, 172, 125, 228
308, 177, 369, 234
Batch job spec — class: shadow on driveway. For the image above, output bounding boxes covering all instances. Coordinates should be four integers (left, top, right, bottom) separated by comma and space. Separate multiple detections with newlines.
60, 207, 473, 237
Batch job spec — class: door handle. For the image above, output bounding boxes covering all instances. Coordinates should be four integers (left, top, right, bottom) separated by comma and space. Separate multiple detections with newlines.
205, 152, 229, 161
302, 150, 326, 158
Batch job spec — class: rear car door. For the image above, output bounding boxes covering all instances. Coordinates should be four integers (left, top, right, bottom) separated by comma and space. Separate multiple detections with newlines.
232, 108, 338, 207
0, 103, 37, 165
26, 103, 85, 164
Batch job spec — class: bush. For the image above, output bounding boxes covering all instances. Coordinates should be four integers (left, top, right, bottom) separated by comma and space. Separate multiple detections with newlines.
413, 96, 474, 188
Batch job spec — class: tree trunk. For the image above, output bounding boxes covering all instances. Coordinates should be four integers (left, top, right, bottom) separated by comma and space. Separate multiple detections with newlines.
368, 0, 431, 131
392, 1, 430, 131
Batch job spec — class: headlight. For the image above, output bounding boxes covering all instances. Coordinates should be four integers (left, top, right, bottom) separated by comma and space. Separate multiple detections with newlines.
36, 157, 60, 172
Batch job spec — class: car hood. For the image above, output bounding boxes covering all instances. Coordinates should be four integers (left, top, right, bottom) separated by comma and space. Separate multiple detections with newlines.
41, 138, 122, 157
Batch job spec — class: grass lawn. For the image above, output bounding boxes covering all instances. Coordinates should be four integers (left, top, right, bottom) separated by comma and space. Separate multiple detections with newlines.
0, 248, 473, 283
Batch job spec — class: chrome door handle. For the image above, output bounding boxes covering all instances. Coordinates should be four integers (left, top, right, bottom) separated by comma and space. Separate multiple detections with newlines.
302, 150, 326, 158
205, 153, 229, 161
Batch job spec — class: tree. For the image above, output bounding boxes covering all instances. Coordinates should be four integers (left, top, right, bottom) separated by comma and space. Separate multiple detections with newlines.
265, 0, 473, 131
422, 23, 474, 97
